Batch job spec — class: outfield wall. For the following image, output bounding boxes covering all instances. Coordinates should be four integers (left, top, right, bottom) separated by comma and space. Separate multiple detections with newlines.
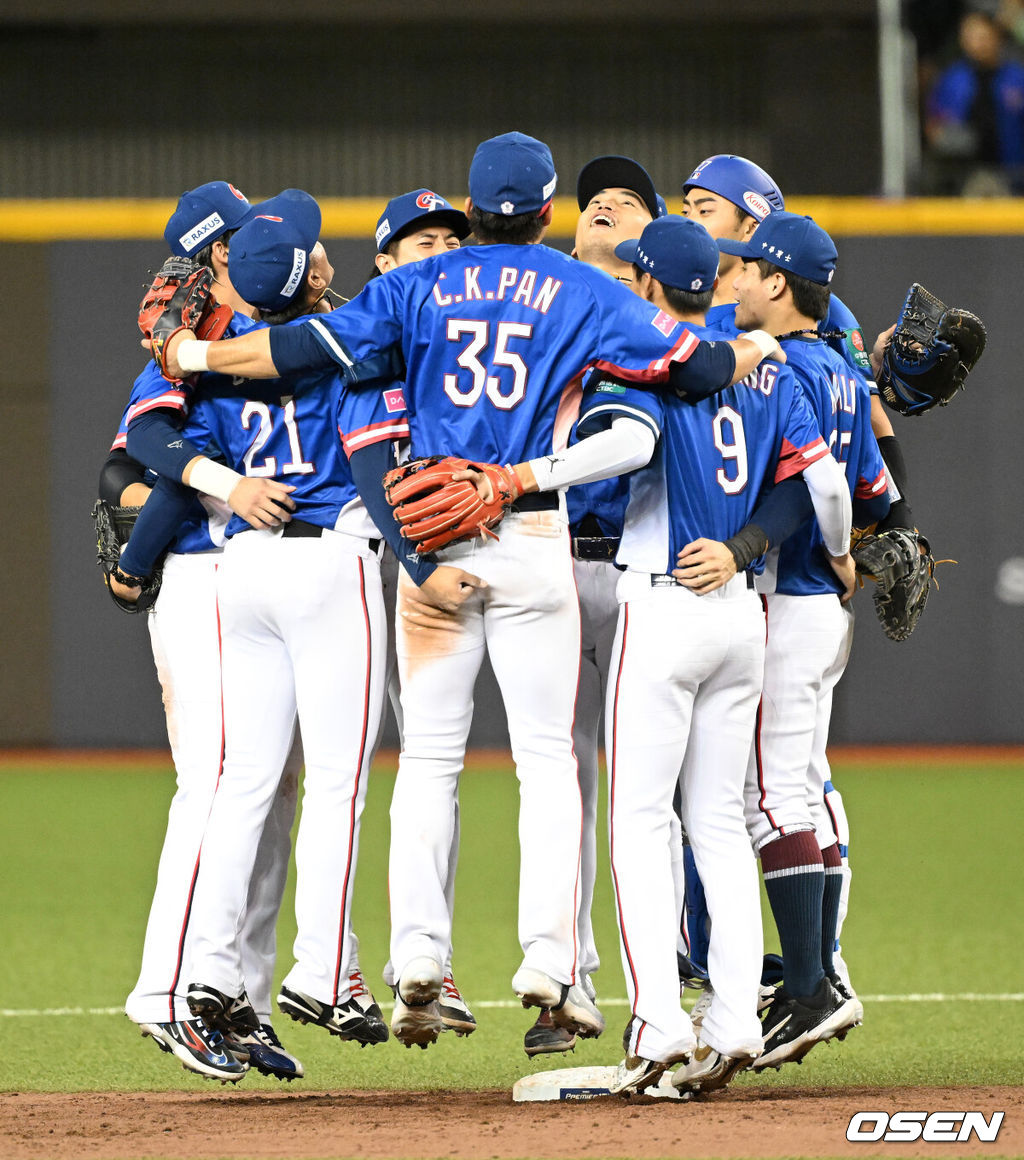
2, 200, 1022, 747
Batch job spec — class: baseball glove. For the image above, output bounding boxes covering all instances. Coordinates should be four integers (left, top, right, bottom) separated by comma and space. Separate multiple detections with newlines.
878, 282, 986, 416
852, 527, 935, 642
92, 498, 163, 614
382, 455, 524, 554
138, 256, 233, 381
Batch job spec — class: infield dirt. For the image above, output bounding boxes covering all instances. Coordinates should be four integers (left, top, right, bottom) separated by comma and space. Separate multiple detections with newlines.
2, 1086, 1020, 1159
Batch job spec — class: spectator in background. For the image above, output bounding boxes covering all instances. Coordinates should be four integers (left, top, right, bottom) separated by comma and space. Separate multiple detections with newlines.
924, 8, 1024, 194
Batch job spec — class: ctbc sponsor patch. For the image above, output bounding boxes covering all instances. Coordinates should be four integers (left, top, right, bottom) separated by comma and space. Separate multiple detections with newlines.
383, 386, 406, 413
742, 190, 772, 221
651, 309, 678, 337
850, 328, 865, 351
178, 212, 225, 254
846, 1111, 1004, 1143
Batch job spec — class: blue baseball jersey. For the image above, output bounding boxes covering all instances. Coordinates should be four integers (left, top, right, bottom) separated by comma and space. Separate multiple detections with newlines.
566, 370, 630, 538
576, 323, 831, 576
768, 337, 888, 597
110, 313, 263, 555
186, 369, 408, 540
293, 242, 702, 465
706, 293, 876, 392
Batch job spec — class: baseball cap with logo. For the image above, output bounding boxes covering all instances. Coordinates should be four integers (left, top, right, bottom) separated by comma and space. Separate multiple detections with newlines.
375, 189, 471, 253
164, 181, 253, 257
614, 215, 720, 292
576, 155, 665, 221
468, 132, 557, 216
683, 154, 784, 223
717, 211, 838, 285
228, 189, 323, 313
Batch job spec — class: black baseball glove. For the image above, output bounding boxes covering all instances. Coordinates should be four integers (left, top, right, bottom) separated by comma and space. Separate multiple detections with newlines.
877, 283, 986, 416
853, 528, 935, 642
92, 498, 163, 614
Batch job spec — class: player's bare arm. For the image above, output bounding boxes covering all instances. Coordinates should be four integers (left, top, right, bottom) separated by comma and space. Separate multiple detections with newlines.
181, 455, 296, 531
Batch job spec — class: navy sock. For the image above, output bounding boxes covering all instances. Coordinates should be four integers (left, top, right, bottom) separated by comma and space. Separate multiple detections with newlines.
821, 843, 843, 976
761, 831, 825, 1000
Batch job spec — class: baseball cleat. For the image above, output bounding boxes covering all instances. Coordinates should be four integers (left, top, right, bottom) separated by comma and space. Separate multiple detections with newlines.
277, 983, 388, 1046
671, 1042, 756, 1095
511, 966, 605, 1039
754, 978, 861, 1070
523, 1008, 577, 1056
139, 1018, 248, 1083
186, 983, 260, 1038
828, 972, 864, 1027
610, 1052, 687, 1096
391, 995, 443, 1048
438, 974, 477, 1036
689, 983, 714, 1033
396, 956, 444, 1005
391, 957, 445, 1048
224, 1022, 304, 1081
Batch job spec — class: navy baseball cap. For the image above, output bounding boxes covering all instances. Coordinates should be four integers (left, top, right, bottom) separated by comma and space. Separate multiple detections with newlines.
614, 215, 720, 292
717, 211, 838, 284
469, 132, 557, 216
164, 181, 252, 257
576, 155, 665, 220
683, 155, 784, 222
228, 189, 322, 312
375, 189, 470, 252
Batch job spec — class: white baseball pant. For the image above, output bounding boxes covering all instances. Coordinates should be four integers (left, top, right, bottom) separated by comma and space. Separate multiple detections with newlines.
608, 570, 765, 1063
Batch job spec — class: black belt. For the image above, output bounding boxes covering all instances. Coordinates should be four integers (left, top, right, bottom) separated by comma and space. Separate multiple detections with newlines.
509, 492, 559, 513
281, 520, 381, 554
572, 537, 620, 561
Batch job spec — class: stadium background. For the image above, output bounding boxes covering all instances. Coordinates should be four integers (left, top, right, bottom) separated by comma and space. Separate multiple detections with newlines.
2, 0, 1021, 749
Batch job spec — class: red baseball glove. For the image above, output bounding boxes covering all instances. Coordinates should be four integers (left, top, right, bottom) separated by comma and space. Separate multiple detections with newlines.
382, 455, 525, 554
138, 256, 233, 381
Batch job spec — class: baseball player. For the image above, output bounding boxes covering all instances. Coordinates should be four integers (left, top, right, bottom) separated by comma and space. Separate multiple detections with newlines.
140, 190, 401, 1056
155, 132, 793, 1050
702, 212, 888, 1069
119, 190, 428, 1064
370, 188, 478, 1037
108, 181, 305, 1083
678, 154, 923, 1001
456, 212, 854, 1093
513, 154, 666, 1059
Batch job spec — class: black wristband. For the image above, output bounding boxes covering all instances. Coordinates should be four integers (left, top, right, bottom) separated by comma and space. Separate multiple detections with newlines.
112, 565, 145, 587
723, 523, 769, 570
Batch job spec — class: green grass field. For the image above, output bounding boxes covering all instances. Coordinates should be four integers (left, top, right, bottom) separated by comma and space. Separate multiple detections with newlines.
1, 753, 1022, 1093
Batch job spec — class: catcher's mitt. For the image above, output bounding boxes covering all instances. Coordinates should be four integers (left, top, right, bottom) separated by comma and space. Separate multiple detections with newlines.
382, 455, 524, 554
852, 528, 935, 642
138, 255, 233, 381
878, 282, 986, 416
92, 498, 163, 614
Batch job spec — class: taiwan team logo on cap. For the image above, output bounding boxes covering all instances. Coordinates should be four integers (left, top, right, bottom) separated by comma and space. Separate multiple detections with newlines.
374, 189, 470, 252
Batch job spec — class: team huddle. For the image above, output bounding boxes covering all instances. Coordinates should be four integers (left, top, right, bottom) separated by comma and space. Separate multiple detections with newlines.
95, 131, 984, 1097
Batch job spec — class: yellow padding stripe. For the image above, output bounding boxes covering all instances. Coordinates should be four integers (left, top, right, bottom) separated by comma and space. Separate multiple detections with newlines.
2, 196, 1023, 240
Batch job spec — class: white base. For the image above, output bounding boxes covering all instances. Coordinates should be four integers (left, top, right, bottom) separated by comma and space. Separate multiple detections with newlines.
512, 1065, 687, 1102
